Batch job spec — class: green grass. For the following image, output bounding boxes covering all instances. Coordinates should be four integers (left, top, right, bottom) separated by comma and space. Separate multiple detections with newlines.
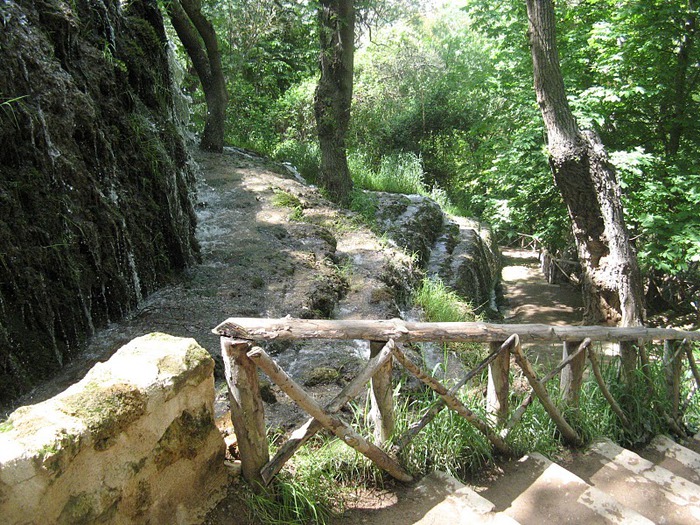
349, 189, 379, 227
350, 151, 428, 195
413, 277, 476, 323
412, 277, 487, 369
245, 470, 337, 525
271, 189, 305, 221
393, 386, 493, 479
272, 140, 321, 184
245, 342, 697, 523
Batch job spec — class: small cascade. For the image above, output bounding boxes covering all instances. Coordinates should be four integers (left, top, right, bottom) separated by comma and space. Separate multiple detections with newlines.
282, 162, 309, 185
166, 41, 193, 140
425, 229, 452, 278
392, 201, 502, 379
126, 251, 143, 305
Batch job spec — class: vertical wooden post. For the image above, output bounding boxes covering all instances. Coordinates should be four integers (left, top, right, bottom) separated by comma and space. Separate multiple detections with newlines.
487, 341, 510, 425
221, 337, 269, 490
369, 340, 394, 445
664, 340, 682, 421
560, 340, 586, 408
619, 340, 639, 384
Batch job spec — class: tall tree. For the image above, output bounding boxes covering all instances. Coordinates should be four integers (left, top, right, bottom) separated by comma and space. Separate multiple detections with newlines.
314, 0, 355, 204
165, 0, 227, 152
525, 1, 645, 332
666, 0, 697, 156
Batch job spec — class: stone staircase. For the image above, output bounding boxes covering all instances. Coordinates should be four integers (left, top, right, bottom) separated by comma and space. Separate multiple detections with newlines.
365, 434, 700, 524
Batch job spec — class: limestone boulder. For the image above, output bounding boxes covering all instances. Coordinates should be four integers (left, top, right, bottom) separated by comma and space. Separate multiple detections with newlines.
0, 333, 226, 525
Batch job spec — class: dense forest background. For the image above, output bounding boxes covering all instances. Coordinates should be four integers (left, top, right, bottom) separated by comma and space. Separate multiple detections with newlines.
172, 0, 699, 320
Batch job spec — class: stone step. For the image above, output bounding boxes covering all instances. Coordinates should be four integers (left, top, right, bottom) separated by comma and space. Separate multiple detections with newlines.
638, 434, 700, 484
481, 453, 652, 525
566, 438, 700, 525
680, 432, 700, 456
412, 471, 520, 525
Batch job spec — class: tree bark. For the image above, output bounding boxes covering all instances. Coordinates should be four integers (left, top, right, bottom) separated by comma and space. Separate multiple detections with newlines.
166, 0, 227, 152
526, 0, 645, 334
314, 0, 354, 205
667, 0, 697, 156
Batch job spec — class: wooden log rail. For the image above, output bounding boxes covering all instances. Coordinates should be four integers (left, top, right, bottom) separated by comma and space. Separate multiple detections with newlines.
214, 318, 700, 487
215, 318, 700, 343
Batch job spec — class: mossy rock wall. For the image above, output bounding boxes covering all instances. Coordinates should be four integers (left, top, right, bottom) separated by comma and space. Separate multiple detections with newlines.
0, 0, 199, 404
372, 192, 502, 315
0, 333, 226, 525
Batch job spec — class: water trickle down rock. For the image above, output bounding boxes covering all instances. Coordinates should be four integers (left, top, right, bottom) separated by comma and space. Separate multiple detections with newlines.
372, 192, 502, 317
0, 0, 199, 405
439, 216, 502, 316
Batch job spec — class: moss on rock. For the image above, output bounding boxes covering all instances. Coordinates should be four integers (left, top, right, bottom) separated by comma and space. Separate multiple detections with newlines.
153, 406, 215, 471
0, 0, 199, 407
303, 366, 340, 387
62, 382, 146, 451
57, 487, 120, 525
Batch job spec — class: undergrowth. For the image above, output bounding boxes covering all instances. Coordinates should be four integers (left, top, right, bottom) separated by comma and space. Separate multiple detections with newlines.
349, 151, 428, 195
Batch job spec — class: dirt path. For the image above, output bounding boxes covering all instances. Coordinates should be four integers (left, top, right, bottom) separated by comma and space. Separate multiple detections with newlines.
500, 248, 583, 326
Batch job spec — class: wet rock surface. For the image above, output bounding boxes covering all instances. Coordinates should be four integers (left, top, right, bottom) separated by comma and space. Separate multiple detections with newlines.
375, 194, 502, 317
0, 0, 198, 404
1, 147, 505, 426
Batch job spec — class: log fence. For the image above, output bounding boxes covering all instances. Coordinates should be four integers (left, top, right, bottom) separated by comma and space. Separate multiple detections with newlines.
214, 317, 700, 487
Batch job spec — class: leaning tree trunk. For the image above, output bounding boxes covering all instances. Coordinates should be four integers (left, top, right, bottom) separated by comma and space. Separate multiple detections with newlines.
166, 0, 227, 152
314, 0, 354, 205
526, 0, 645, 375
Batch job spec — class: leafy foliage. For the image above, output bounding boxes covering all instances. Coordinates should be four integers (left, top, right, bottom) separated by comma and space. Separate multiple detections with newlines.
165, 0, 699, 312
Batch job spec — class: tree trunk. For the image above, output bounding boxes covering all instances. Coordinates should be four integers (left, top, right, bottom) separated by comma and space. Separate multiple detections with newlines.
525, 1, 645, 329
166, 0, 227, 152
314, 0, 354, 205
667, 0, 697, 156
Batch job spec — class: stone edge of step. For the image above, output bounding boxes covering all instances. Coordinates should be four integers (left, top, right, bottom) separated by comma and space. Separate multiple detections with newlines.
590, 437, 700, 506
648, 434, 700, 475
415, 471, 522, 524
522, 452, 655, 525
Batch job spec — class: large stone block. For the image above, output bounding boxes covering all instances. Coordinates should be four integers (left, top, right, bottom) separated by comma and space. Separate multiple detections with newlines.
0, 333, 227, 524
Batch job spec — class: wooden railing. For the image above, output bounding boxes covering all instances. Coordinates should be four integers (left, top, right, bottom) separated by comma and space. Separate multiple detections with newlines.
213, 317, 700, 488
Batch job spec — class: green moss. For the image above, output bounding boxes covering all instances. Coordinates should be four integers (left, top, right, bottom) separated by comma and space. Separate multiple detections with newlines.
303, 366, 340, 387
154, 406, 214, 471
0, 419, 13, 432
184, 343, 213, 372
34, 430, 82, 478
0, 478, 8, 505
272, 189, 304, 210
130, 479, 152, 517
157, 341, 214, 399
57, 488, 120, 525
128, 457, 147, 474
63, 382, 146, 451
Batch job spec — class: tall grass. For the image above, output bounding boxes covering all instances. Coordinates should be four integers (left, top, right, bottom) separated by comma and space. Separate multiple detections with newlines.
272, 140, 321, 184
245, 471, 337, 525
413, 277, 476, 323
245, 342, 694, 523
350, 151, 429, 195
393, 387, 493, 479
412, 276, 486, 370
